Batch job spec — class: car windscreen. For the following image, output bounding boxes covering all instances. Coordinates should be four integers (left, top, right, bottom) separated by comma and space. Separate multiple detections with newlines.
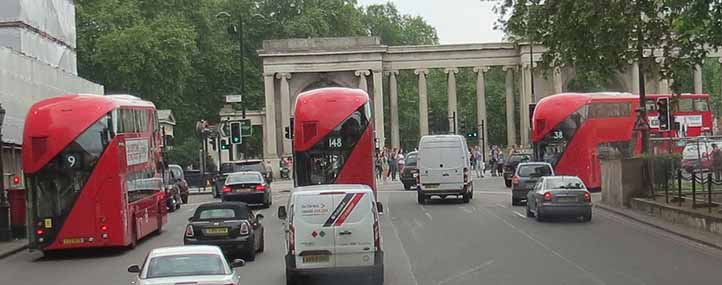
517, 165, 552, 177
226, 173, 262, 184
145, 254, 227, 278
193, 206, 248, 220
545, 178, 585, 190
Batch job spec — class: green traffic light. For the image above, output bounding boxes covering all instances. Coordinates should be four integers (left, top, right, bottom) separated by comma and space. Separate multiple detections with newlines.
233, 138, 240, 143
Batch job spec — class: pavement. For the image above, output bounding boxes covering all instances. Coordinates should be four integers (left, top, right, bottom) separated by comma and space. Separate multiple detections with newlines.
2, 176, 722, 284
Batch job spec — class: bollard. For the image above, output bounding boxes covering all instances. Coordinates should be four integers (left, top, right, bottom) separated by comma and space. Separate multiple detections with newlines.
692, 172, 696, 208
677, 169, 683, 206
708, 173, 713, 213
665, 166, 669, 203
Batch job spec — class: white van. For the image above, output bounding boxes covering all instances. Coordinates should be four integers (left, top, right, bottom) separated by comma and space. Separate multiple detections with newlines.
681, 140, 722, 172
278, 185, 383, 285
416, 135, 473, 204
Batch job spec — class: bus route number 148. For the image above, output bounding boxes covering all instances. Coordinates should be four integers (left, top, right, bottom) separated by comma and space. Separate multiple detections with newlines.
328, 137, 343, 149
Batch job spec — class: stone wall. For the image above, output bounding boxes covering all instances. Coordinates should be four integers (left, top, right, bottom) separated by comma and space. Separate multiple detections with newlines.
601, 157, 647, 207
630, 198, 722, 235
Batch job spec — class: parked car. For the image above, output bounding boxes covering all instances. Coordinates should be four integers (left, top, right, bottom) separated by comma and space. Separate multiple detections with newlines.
168, 164, 189, 204
511, 162, 554, 206
416, 135, 473, 204
400, 151, 418, 190
278, 184, 384, 285
214, 160, 272, 198
221, 171, 272, 208
184, 202, 265, 261
127, 245, 245, 285
526, 176, 592, 222
503, 150, 532, 187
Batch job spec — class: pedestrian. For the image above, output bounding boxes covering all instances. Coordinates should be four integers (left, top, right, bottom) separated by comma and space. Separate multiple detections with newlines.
389, 148, 398, 181
381, 149, 389, 182
712, 143, 722, 181
496, 153, 505, 176
473, 146, 484, 178
397, 151, 405, 175
375, 153, 383, 180
490, 145, 500, 176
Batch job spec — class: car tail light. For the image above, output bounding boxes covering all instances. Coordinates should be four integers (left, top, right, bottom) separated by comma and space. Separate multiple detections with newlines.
223, 186, 232, 193
543, 192, 552, 202
255, 184, 266, 191
288, 224, 296, 255
512, 176, 520, 185
240, 222, 250, 235
185, 225, 194, 237
583, 192, 591, 202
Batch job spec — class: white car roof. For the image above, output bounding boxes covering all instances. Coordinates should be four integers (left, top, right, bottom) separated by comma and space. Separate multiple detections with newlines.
149, 245, 223, 257
292, 184, 372, 195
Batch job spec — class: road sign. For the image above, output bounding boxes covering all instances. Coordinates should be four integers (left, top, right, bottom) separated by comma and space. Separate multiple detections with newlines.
240, 119, 252, 137
225, 94, 243, 103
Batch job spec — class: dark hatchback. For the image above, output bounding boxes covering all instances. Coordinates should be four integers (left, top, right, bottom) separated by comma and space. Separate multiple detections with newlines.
222, 171, 272, 208
184, 202, 265, 261
400, 151, 418, 190
503, 151, 532, 187
214, 160, 272, 198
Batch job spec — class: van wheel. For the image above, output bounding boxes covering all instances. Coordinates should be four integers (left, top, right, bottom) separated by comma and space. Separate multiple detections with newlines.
371, 266, 384, 285
504, 179, 512, 188
417, 192, 426, 204
511, 198, 520, 206
286, 269, 299, 285
462, 193, 470, 203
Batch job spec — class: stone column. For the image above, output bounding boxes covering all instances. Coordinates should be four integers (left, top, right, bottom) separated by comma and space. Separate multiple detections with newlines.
356, 70, 370, 92
473, 66, 490, 157
520, 64, 532, 147
694, 63, 703, 94
415, 68, 430, 136
371, 69, 385, 148
386, 70, 400, 149
503, 66, 517, 146
552, 66, 563, 94
631, 61, 640, 94
276, 72, 292, 156
263, 73, 278, 159
445, 67, 459, 133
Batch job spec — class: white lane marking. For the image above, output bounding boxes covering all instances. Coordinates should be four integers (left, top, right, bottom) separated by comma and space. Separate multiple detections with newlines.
460, 206, 473, 214
437, 259, 495, 285
420, 205, 432, 221
482, 207, 607, 285
513, 211, 526, 218
496, 203, 508, 208
385, 198, 420, 285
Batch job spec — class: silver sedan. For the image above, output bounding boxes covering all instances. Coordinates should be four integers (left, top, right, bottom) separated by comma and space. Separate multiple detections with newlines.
128, 245, 245, 285
526, 176, 592, 222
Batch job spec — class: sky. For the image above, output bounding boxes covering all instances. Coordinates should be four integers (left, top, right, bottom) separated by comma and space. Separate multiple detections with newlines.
356, 0, 506, 44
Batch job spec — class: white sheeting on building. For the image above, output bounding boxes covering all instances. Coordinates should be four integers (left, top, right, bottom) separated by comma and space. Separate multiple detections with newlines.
0, 46, 103, 146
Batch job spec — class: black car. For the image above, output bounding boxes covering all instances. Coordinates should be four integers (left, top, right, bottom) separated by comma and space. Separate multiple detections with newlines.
221, 171, 272, 208
214, 160, 272, 198
184, 202, 265, 261
400, 151, 418, 190
503, 151, 532, 187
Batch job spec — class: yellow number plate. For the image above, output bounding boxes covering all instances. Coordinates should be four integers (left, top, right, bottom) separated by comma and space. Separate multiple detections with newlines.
44, 219, 52, 228
205, 228, 229, 235
424, 184, 439, 189
63, 238, 84, 244
302, 255, 330, 263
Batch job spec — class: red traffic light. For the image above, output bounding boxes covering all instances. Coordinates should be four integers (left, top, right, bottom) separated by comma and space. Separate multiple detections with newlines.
12, 175, 21, 184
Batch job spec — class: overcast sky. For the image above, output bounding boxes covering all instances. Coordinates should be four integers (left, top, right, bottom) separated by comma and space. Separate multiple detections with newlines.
357, 0, 506, 44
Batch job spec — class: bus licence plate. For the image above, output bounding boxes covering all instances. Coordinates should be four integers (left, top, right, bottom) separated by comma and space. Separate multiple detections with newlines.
303, 255, 330, 263
63, 238, 84, 244
205, 228, 228, 235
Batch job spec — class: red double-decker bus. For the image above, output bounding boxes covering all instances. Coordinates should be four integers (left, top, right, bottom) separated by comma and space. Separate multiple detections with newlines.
532, 93, 642, 191
292, 87, 376, 192
23, 94, 167, 253
645, 93, 713, 137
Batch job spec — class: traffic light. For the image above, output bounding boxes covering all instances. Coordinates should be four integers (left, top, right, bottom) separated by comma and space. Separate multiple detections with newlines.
466, 131, 478, 138
230, 122, 242, 144
220, 139, 229, 150
657, 98, 671, 131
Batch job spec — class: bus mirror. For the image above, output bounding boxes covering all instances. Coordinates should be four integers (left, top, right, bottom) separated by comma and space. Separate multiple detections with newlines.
278, 206, 287, 220
376, 202, 384, 214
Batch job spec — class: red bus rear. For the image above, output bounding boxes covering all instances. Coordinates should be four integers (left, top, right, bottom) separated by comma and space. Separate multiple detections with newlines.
532, 93, 641, 191
23, 94, 167, 252
292, 87, 376, 192
645, 93, 713, 137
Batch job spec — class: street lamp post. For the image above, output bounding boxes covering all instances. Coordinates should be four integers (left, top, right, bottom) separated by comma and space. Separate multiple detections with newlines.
216, 11, 247, 119
0, 104, 11, 241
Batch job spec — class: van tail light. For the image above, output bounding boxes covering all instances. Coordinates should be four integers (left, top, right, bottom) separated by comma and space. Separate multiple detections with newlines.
240, 221, 250, 235
255, 184, 266, 191
543, 192, 552, 202
512, 176, 520, 185
185, 225, 194, 237
223, 186, 232, 193
463, 168, 469, 183
583, 192, 591, 202
288, 224, 296, 255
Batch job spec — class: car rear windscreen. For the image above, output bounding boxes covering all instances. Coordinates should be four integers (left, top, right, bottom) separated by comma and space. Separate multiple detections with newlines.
420, 146, 464, 168
226, 173, 262, 184
517, 165, 552, 177
193, 206, 248, 220
545, 178, 585, 189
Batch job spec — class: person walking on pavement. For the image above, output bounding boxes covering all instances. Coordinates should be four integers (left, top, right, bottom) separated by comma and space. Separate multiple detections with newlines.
389, 148, 398, 181
712, 143, 722, 181
490, 145, 500, 176
381, 149, 389, 182
375, 152, 383, 180
397, 151, 405, 177
473, 146, 484, 178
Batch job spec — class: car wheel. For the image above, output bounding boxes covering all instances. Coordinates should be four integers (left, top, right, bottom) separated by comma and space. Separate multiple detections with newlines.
245, 239, 257, 261
469, 186, 474, 199
584, 212, 592, 222
504, 179, 512, 188
417, 192, 426, 204
175, 199, 181, 210
168, 201, 176, 212
258, 232, 265, 253
263, 197, 271, 209
181, 194, 188, 204
511, 198, 519, 206
372, 266, 384, 285
526, 204, 535, 217
535, 210, 544, 222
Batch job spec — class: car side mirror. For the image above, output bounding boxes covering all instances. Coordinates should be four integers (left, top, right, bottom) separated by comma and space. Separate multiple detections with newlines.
230, 259, 246, 268
277, 206, 287, 220
187, 217, 193, 222
127, 264, 141, 273
376, 202, 384, 214
256, 214, 264, 221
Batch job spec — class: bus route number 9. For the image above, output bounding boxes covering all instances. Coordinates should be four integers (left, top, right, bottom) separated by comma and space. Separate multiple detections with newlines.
61, 153, 81, 169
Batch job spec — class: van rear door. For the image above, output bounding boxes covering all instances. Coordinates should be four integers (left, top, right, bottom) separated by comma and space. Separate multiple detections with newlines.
331, 191, 376, 267
419, 144, 465, 190
293, 194, 336, 269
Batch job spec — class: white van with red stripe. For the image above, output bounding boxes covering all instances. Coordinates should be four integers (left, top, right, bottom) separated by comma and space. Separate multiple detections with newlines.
278, 184, 384, 285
